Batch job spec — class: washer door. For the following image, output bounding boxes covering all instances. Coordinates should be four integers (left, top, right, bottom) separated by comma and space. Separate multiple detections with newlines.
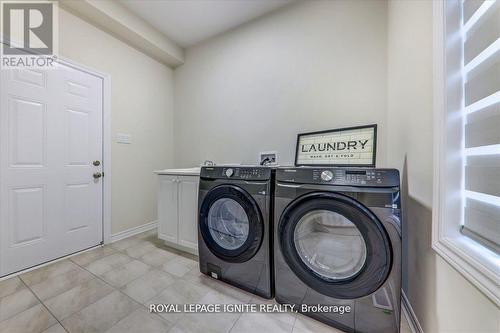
200, 185, 263, 263
279, 192, 392, 299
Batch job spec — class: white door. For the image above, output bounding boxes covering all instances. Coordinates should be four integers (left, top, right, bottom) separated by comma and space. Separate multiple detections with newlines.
158, 175, 178, 244
178, 176, 199, 252
0, 63, 104, 276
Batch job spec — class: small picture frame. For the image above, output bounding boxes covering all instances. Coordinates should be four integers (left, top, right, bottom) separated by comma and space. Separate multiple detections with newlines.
295, 124, 377, 167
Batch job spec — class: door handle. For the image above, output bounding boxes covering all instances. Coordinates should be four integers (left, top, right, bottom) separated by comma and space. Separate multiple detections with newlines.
93, 172, 103, 179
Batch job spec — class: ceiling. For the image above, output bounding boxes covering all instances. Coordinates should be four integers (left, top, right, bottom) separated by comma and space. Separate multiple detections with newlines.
120, 0, 295, 48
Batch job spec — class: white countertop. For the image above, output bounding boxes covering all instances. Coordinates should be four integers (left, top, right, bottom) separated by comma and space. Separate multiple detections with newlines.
154, 167, 201, 176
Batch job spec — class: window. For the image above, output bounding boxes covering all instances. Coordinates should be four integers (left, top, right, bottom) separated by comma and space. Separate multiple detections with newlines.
433, 0, 499, 306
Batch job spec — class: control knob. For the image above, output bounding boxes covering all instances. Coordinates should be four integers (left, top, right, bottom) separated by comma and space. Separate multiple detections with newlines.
321, 170, 333, 181
225, 168, 234, 177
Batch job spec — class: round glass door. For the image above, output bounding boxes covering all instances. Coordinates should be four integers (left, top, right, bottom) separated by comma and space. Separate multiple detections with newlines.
207, 198, 249, 250
279, 192, 392, 299
294, 210, 367, 281
199, 185, 264, 263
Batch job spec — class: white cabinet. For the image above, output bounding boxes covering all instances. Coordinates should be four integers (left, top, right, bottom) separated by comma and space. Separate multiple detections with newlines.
158, 175, 179, 244
157, 174, 199, 255
177, 176, 199, 250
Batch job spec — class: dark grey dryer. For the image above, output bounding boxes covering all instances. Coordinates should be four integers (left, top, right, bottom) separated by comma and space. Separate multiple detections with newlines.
274, 167, 402, 333
198, 166, 273, 298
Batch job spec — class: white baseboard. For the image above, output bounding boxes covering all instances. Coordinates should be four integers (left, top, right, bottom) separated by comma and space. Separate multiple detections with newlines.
402, 290, 424, 333
110, 220, 158, 243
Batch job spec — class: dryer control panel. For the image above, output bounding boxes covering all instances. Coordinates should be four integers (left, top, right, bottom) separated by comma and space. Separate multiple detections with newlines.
201, 166, 272, 181
277, 167, 400, 187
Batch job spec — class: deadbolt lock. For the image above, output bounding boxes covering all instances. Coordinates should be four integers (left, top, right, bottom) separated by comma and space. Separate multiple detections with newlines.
93, 172, 103, 179
93, 160, 101, 166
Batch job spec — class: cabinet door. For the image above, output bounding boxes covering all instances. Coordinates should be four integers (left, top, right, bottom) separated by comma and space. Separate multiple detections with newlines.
177, 175, 199, 252
158, 175, 178, 243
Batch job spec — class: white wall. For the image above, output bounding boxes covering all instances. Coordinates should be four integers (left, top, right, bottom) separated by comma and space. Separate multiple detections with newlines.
173, 0, 388, 167
59, 8, 175, 234
387, 1, 500, 332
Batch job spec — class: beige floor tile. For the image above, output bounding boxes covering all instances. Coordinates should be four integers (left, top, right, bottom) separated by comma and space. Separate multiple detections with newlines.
85, 252, 132, 276
0, 303, 56, 333
231, 312, 294, 333
70, 246, 117, 267
401, 312, 412, 333
161, 256, 198, 277
184, 267, 253, 303
99, 260, 150, 288
105, 308, 171, 333
0, 287, 39, 321
174, 292, 242, 333
139, 248, 177, 267
191, 275, 253, 304
110, 237, 145, 251
44, 278, 114, 321
30, 265, 94, 301
0, 277, 25, 299
61, 290, 139, 333
21, 260, 79, 286
198, 288, 247, 305
2, 234, 416, 333
183, 267, 207, 285
250, 296, 297, 326
293, 313, 343, 333
124, 242, 158, 259
137, 232, 165, 247
135, 229, 158, 239
121, 269, 176, 304
148, 280, 211, 324
174, 312, 241, 333
42, 323, 67, 333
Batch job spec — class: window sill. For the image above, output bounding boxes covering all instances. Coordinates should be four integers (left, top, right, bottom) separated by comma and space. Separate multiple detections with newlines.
432, 235, 500, 306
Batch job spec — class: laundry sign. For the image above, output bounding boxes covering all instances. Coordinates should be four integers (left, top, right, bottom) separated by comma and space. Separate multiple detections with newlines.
295, 124, 377, 167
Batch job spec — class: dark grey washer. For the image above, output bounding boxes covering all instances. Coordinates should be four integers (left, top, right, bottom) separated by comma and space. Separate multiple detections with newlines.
198, 166, 274, 298
274, 167, 402, 333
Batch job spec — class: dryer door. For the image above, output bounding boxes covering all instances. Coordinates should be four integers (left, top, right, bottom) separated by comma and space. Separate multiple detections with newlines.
200, 185, 263, 263
279, 191, 392, 299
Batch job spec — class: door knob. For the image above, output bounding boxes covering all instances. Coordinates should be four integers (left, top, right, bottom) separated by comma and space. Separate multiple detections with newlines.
93, 160, 101, 166
93, 172, 102, 179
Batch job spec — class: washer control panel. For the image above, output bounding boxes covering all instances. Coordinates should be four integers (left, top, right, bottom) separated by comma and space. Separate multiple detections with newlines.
201, 166, 272, 181
277, 168, 399, 187
225, 168, 234, 177
320, 170, 333, 181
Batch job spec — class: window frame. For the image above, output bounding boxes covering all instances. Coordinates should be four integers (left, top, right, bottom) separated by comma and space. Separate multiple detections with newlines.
432, 0, 499, 306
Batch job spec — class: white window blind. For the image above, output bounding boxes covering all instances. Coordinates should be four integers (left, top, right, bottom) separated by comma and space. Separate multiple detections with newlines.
461, 0, 500, 253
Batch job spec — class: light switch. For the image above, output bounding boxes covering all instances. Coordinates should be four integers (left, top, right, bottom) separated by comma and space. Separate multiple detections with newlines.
116, 133, 131, 144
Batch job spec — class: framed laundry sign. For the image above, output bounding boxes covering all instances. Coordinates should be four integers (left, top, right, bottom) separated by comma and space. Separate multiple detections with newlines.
295, 124, 377, 167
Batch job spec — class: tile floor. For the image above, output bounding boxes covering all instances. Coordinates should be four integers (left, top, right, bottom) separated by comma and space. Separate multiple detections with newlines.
0, 230, 412, 333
